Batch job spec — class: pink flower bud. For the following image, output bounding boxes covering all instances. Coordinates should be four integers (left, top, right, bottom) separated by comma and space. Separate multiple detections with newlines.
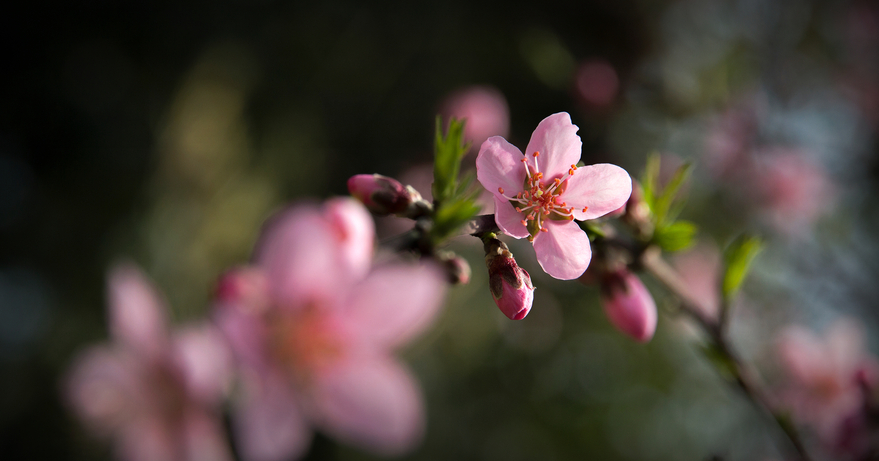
601, 270, 657, 342
348, 174, 428, 217
483, 236, 535, 320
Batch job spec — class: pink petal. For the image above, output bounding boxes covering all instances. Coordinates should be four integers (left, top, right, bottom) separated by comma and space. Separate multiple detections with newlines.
233, 372, 311, 461
117, 417, 176, 461
107, 263, 169, 358
64, 346, 142, 435
340, 263, 446, 349
476, 136, 526, 199
324, 197, 375, 280
311, 354, 424, 456
493, 196, 529, 238
524, 112, 582, 179
255, 205, 349, 308
172, 325, 232, 404
182, 410, 234, 461
532, 220, 592, 280
564, 163, 633, 221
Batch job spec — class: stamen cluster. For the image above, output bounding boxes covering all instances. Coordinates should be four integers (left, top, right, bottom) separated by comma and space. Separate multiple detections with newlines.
497, 152, 585, 240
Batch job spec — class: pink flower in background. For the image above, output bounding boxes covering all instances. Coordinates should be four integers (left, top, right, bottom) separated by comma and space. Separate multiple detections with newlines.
476, 112, 632, 280
440, 85, 510, 149
214, 198, 446, 461
575, 59, 619, 108
750, 148, 835, 236
672, 242, 722, 321
600, 269, 657, 342
776, 319, 879, 452
65, 264, 233, 461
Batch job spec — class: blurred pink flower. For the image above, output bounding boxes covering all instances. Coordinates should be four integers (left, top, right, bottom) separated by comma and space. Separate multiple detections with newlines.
575, 59, 619, 108
776, 319, 879, 452
600, 270, 657, 342
671, 242, 722, 321
65, 264, 233, 461
476, 112, 632, 280
750, 148, 835, 236
215, 198, 446, 461
440, 85, 510, 149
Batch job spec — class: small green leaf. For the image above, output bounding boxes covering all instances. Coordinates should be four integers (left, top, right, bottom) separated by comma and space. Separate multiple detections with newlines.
641, 153, 660, 213
431, 197, 481, 243
432, 117, 470, 205
721, 234, 763, 301
653, 220, 698, 252
653, 162, 692, 227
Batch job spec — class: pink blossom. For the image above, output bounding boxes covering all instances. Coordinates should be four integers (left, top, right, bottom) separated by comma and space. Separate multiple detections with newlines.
215, 197, 446, 461
440, 85, 510, 149
749, 148, 835, 235
476, 112, 632, 280
671, 242, 722, 321
65, 264, 233, 461
575, 59, 619, 108
600, 270, 657, 342
776, 319, 879, 451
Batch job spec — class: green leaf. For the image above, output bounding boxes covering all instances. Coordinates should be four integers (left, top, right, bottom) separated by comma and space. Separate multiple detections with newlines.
640, 152, 660, 213
653, 220, 698, 252
431, 197, 481, 243
653, 162, 692, 227
721, 234, 763, 301
432, 117, 470, 205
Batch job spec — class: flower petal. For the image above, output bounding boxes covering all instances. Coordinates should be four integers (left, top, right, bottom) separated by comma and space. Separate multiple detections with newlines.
476, 136, 526, 199
524, 112, 582, 179
64, 346, 143, 434
493, 196, 529, 238
255, 204, 349, 307
233, 372, 311, 461
532, 220, 592, 280
182, 410, 235, 461
107, 263, 169, 358
340, 263, 446, 349
173, 325, 232, 404
324, 197, 375, 280
311, 354, 424, 456
565, 163, 633, 221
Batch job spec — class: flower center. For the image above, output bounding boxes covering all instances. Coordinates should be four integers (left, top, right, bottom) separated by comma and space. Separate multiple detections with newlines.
270, 307, 344, 380
497, 151, 586, 241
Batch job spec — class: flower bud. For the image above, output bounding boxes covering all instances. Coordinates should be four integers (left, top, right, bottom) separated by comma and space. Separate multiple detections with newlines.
436, 251, 471, 285
347, 174, 428, 217
621, 180, 653, 239
483, 234, 535, 320
601, 269, 657, 342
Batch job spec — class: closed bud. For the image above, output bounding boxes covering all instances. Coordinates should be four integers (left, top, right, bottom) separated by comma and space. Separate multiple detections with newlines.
436, 251, 471, 285
347, 174, 429, 217
601, 269, 657, 342
621, 180, 653, 238
482, 234, 535, 320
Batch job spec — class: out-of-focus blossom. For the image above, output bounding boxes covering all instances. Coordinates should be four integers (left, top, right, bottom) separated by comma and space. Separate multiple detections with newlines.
483, 234, 535, 320
776, 319, 879, 455
600, 269, 657, 342
703, 107, 756, 180
214, 197, 446, 461
671, 242, 722, 321
440, 85, 510, 149
575, 59, 619, 108
476, 112, 632, 280
749, 148, 835, 236
65, 264, 233, 461
347, 174, 429, 218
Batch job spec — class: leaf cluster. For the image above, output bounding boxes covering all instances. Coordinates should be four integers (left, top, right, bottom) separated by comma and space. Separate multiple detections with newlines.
430, 117, 481, 243
640, 153, 698, 252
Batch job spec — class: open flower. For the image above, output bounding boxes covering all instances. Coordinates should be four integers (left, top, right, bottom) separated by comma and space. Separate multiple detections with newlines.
476, 112, 632, 279
65, 264, 233, 461
214, 198, 446, 461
